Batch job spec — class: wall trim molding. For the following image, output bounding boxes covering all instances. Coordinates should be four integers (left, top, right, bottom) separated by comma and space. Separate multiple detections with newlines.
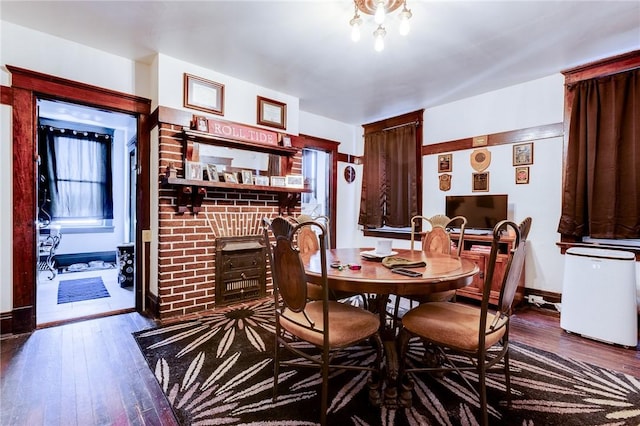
421, 122, 563, 156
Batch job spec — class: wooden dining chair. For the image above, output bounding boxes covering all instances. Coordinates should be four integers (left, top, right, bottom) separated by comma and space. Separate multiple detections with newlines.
264, 217, 383, 426
295, 215, 368, 308
398, 217, 531, 426
390, 214, 467, 328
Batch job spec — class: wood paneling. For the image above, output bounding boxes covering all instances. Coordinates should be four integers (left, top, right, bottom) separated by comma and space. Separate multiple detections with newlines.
421, 123, 563, 156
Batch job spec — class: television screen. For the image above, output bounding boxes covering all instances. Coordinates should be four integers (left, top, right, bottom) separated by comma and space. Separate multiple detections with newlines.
445, 194, 508, 230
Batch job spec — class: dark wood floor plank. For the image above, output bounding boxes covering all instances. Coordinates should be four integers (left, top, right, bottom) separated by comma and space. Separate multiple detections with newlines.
1, 304, 637, 426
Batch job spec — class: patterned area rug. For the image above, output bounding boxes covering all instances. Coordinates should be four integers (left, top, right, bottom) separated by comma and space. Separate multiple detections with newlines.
133, 299, 640, 425
57, 276, 110, 304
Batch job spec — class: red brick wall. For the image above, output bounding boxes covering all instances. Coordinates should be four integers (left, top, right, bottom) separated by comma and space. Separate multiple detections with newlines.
156, 122, 301, 319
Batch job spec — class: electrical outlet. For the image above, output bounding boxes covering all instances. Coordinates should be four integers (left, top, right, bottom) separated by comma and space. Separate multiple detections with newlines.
527, 295, 545, 304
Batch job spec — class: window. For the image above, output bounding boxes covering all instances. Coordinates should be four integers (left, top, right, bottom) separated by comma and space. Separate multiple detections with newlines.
358, 110, 423, 236
38, 121, 114, 227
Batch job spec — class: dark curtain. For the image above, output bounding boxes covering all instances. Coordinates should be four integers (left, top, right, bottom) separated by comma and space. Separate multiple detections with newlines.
557, 68, 640, 239
38, 125, 114, 221
358, 124, 417, 228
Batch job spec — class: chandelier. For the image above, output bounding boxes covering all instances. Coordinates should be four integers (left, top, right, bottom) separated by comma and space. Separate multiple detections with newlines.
349, 0, 412, 52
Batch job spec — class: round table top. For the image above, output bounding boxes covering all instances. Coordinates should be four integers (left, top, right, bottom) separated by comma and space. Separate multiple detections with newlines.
302, 247, 479, 296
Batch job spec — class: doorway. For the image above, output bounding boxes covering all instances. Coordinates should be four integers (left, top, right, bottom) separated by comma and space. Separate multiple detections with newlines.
293, 134, 339, 247
35, 99, 137, 325
8, 65, 151, 334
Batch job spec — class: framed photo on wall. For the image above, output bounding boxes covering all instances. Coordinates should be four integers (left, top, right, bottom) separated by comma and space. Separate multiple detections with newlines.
513, 142, 534, 166
472, 172, 489, 192
438, 154, 452, 173
515, 166, 530, 184
257, 96, 286, 129
184, 73, 225, 116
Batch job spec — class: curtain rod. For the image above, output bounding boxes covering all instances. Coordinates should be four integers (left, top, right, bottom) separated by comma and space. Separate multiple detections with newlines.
382, 121, 419, 132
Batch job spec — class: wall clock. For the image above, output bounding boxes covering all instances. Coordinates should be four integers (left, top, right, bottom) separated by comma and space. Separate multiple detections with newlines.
344, 165, 356, 183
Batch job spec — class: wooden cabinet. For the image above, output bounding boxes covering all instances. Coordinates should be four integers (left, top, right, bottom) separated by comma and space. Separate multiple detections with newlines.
454, 234, 524, 306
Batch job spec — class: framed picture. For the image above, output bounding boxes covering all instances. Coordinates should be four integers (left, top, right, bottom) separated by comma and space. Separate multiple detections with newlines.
193, 115, 209, 132
270, 176, 286, 187
515, 166, 530, 184
185, 161, 203, 180
206, 164, 219, 182
472, 172, 489, 192
184, 73, 224, 116
285, 174, 304, 188
257, 96, 286, 130
241, 170, 253, 185
255, 175, 270, 186
223, 172, 238, 184
513, 142, 534, 166
438, 154, 452, 173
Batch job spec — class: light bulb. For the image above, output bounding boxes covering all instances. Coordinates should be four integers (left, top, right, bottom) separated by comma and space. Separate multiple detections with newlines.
374, 0, 386, 25
373, 25, 386, 52
350, 15, 362, 42
399, 5, 412, 36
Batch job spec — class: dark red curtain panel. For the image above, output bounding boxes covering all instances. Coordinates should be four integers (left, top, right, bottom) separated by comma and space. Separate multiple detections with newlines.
358, 131, 386, 228
558, 68, 640, 239
358, 125, 417, 228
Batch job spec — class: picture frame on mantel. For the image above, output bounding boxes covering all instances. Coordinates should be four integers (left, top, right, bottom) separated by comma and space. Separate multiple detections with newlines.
257, 96, 286, 130
184, 73, 225, 116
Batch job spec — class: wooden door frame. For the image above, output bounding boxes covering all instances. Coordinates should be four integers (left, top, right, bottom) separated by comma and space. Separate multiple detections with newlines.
4, 66, 151, 333
290, 134, 339, 248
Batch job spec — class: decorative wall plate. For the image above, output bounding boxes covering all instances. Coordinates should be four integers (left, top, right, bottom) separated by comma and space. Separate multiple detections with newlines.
470, 148, 491, 172
344, 165, 356, 183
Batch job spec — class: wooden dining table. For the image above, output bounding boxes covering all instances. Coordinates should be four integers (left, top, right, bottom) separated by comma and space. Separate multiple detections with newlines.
302, 247, 480, 408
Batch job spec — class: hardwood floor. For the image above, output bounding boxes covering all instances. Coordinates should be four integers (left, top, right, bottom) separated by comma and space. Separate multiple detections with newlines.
1, 304, 638, 425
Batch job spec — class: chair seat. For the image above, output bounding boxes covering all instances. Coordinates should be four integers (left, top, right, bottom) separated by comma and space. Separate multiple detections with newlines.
280, 301, 380, 348
402, 302, 507, 352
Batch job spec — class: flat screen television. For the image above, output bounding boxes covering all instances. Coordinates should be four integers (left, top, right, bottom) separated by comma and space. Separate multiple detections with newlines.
445, 194, 508, 230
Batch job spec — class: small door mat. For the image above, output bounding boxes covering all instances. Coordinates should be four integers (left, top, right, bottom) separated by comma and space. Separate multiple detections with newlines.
57, 277, 110, 304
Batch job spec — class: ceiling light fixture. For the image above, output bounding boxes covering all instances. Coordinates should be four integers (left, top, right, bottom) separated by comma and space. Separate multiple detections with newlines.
349, 0, 412, 52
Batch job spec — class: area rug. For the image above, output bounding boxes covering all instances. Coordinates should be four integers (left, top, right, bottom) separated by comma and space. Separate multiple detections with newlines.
57, 276, 110, 304
133, 299, 640, 425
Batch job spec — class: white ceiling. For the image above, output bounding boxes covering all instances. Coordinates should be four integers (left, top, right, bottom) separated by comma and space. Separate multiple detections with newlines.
2, 0, 639, 125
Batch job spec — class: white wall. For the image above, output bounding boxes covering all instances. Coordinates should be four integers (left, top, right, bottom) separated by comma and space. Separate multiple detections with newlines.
0, 22, 151, 314
336, 75, 568, 293
1, 104, 12, 312
423, 75, 566, 293
1, 20, 630, 314
298, 111, 361, 248
156, 54, 300, 135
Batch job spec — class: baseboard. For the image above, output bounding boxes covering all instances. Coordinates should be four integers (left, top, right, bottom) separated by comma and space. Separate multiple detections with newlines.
0, 311, 13, 335
146, 292, 160, 319
55, 251, 117, 268
524, 288, 561, 304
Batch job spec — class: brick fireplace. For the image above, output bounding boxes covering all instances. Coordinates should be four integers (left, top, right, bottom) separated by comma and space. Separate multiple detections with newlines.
155, 114, 302, 319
